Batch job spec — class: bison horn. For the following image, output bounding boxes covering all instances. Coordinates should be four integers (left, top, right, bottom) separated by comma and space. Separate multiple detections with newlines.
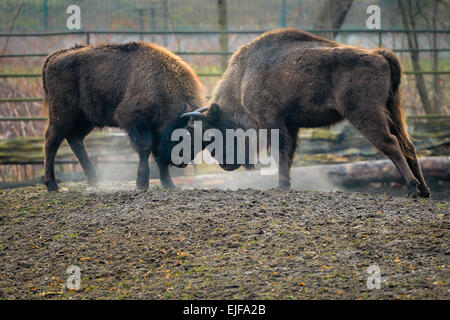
180, 107, 208, 119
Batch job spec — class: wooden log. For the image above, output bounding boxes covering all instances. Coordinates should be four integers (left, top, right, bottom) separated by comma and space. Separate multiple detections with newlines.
324, 156, 450, 186
0, 118, 449, 165
168, 157, 450, 191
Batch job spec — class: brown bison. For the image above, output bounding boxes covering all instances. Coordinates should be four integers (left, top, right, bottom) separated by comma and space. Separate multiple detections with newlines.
42, 42, 205, 191
181, 28, 430, 198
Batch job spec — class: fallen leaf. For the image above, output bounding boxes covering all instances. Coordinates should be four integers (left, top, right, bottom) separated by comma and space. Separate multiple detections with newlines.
40, 291, 63, 297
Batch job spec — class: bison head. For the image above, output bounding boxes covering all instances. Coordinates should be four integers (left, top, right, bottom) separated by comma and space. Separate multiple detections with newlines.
180, 103, 246, 171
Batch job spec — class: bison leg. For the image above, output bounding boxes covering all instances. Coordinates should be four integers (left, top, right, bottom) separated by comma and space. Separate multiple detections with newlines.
152, 143, 176, 189
126, 119, 153, 190
44, 125, 69, 191
136, 150, 151, 190
277, 125, 299, 189
156, 160, 176, 189
67, 122, 97, 186
404, 139, 431, 198
345, 111, 420, 197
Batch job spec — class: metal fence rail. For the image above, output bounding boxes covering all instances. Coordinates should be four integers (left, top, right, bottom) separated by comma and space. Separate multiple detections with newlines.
2, 47, 450, 59
1, 114, 449, 123
1, 28, 449, 36
1, 29, 449, 108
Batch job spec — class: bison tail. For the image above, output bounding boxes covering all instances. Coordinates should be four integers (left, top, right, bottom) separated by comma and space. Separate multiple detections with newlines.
42, 98, 49, 116
41, 55, 51, 117
375, 49, 414, 159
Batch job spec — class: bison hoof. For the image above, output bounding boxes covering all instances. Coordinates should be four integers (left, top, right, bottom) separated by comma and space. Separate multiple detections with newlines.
162, 182, 177, 190
419, 187, 431, 199
407, 180, 420, 198
277, 181, 291, 190
88, 177, 98, 187
46, 181, 59, 192
136, 182, 149, 191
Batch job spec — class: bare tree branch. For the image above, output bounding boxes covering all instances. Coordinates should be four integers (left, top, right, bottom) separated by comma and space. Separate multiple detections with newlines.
2, 0, 25, 55
398, 0, 433, 114
313, 0, 353, 39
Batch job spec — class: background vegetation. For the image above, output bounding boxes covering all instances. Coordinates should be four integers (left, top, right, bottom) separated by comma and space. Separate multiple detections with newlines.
0, 0, 448, 189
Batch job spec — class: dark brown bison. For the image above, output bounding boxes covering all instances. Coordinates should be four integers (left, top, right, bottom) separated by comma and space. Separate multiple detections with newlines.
42, 42, 205, 191
181, 28, 430, 198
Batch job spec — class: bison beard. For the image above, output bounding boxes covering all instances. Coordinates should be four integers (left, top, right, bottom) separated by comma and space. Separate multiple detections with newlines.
42, 41, 205, 191
181, 28, 430, 198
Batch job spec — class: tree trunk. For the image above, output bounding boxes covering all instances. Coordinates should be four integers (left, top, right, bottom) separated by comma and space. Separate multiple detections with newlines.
217, 0, 229, 71
162, 0, 169, 47
313, 0, 353, 39
398, 0, 433, 114
431, 0, 443, 114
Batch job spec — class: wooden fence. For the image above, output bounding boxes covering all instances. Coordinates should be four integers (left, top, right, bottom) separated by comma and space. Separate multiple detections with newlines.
0, 28, 449, 171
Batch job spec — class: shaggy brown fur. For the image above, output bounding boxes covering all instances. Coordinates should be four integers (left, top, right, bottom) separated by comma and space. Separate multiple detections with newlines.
184, 28, 430, 198
42, 41, 205, 191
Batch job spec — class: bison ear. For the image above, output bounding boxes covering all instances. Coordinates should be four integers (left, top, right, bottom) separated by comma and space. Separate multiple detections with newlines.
177, 103, 188, 117
207, 103, 221, 122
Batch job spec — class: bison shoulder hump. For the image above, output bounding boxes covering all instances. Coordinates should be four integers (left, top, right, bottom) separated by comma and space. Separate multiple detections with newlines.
115, 42, 140, 52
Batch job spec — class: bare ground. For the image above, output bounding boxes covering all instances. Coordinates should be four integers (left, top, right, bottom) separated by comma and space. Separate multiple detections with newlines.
0, 182, 448, 300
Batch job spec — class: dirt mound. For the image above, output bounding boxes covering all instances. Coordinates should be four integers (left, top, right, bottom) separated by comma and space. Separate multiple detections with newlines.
0, 183, 448, 299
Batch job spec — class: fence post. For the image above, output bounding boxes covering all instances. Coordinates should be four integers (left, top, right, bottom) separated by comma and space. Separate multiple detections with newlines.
217, 0, 229, 71
150, 7, 156, 42
281, 0, 287, 28
137, 8, 144, 41
163, 0, 169, 47
43, 0, 48, 30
